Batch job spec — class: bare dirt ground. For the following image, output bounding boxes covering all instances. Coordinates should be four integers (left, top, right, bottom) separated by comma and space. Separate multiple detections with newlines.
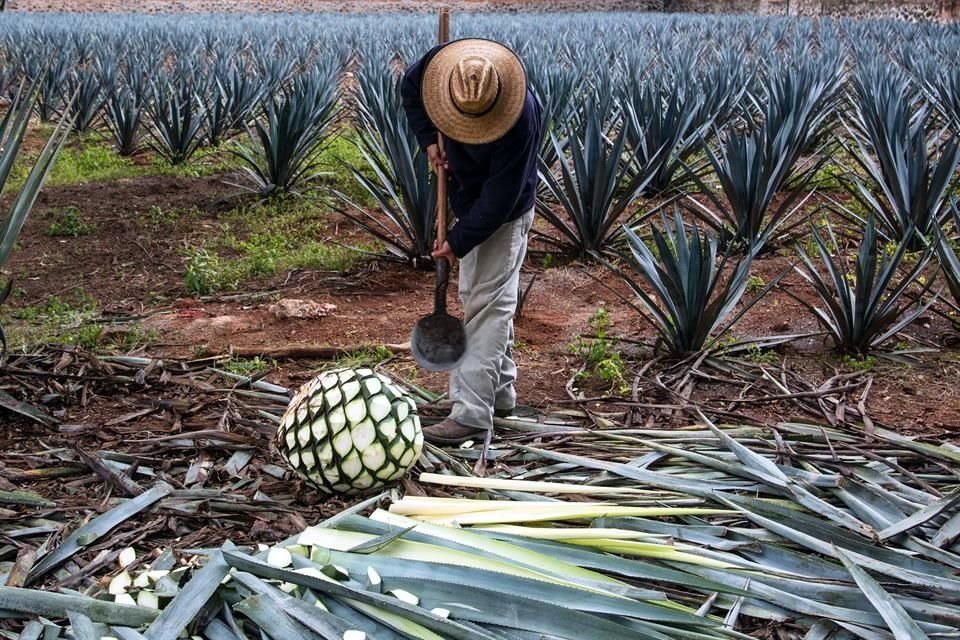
5, 151, 960, 431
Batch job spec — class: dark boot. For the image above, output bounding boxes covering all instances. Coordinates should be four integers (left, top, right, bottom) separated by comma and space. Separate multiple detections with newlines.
423, 418, 487, 445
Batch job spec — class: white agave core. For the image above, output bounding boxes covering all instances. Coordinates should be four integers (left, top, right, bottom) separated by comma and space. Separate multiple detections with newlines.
276, 368, 423, 495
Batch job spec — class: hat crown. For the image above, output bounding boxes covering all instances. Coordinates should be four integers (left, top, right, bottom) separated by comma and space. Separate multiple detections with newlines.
450, 55, 499, 116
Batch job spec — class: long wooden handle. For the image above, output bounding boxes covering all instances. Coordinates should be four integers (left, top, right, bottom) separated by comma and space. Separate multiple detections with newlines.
436, 7, 450, 246
436, 142, 447, 245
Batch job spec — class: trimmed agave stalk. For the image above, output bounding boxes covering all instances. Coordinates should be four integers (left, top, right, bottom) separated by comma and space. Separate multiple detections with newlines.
276, 368, 423, 495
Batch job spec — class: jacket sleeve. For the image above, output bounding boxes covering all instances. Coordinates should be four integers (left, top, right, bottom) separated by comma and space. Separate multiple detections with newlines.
400, 47, 442, 154
447, 105, 539, 258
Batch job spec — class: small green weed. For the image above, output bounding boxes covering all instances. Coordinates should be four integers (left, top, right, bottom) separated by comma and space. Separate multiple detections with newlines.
335, 345, 395, 369
541, 253, 555, 268
742, 343, 780, 365
184, 248, 234, 296
3, 290, 101, 351
14, 291, 97, 323
841, 354, 876, 372
46, 207, 94, 237
569, 307, 629, 395
182, 192, 369, 296
102, 324, 160, 350
5, 134, 243, 193
72, 324, 104, 349
746, 274, 766, 294
222, 355, 275, 377
184, 237, 366, 296
317, 130, 377, 207
810, 163, 846, 191
143, 205, 197, 229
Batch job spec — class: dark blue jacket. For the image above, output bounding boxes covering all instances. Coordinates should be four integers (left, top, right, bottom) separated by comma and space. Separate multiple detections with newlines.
400, 45, 542, 258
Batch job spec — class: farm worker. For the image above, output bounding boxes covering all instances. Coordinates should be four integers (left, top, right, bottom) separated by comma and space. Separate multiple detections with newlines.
401, 38, 542, 444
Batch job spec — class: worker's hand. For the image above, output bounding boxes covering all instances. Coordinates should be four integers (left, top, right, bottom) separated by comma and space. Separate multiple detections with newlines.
426, 143, 448, 173
432, 240, 456, 264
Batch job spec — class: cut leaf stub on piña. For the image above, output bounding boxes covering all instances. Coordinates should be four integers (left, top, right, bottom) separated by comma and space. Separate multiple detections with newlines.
277, 367, 423, 495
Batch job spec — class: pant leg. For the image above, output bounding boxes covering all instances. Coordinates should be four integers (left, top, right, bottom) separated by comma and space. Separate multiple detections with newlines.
449, 209, 534, 430
494, 321, 517, 413
494, 210, 535, 411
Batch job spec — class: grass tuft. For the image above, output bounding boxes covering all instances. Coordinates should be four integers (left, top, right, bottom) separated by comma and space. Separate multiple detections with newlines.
46, 207, 94, 237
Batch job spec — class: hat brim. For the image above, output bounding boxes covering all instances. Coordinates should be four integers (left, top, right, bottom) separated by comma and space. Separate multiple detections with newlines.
421, 39, 527, 145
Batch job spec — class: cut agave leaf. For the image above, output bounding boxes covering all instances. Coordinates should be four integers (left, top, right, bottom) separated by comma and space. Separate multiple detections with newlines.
836, 547, 930, 640
388, 589, 419, 606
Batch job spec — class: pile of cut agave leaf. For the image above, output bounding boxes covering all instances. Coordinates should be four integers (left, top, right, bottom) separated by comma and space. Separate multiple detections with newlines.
4, 418, 960, 640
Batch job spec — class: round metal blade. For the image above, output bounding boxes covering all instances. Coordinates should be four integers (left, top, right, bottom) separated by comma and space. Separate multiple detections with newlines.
410, 312, 467, 372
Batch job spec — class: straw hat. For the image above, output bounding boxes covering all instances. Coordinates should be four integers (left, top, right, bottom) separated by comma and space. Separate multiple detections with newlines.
421, 38, 527, 145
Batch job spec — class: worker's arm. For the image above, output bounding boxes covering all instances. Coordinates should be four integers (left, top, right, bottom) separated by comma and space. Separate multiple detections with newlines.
446, 96, 540, 259
400, 46, 444, 154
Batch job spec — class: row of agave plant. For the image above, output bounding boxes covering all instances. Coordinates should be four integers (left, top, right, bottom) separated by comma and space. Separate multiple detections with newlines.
2, 13, 960, 361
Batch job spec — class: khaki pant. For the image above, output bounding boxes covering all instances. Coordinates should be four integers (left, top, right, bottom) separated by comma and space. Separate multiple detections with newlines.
449, 209, 535, 430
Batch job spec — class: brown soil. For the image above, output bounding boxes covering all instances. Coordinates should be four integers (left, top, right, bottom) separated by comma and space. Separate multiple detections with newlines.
4, 162, 960, 432
9, 175, 236, 312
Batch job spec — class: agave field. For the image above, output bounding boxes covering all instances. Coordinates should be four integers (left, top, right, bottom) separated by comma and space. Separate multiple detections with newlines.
0, 8, 960, 640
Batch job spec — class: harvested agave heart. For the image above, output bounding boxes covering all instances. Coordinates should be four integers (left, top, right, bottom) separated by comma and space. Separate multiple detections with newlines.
277, 368, 423, 495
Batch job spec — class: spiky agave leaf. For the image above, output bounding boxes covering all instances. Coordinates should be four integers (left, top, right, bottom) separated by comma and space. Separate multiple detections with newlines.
232, 64, 339, 196
104, 86, 144, 157
201, 60, 263, 147
925, 66, 960, 132
603, 208, 757, 356
537, 104, 657, 256
146, 73, 206, 166
934, 198, 960, 311
63, 66, 105, 134
0, 79, 74, 359
335, 62, 436, 267
623, 57, 749, 197
689, 60, 841, 255
20, 52, 70, 124
526, 59, 580, 167
790, 216, 936, 355
844, 63, 960, 250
